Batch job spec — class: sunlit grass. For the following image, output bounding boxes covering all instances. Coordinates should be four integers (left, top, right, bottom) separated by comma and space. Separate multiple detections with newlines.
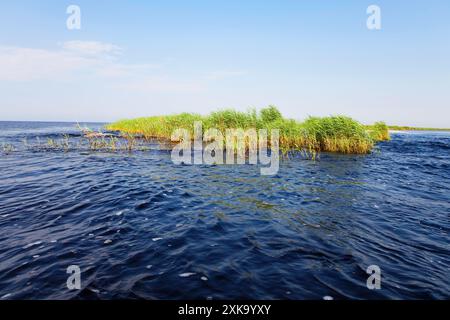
366, 122, 390, 142
106, 106, 389, 155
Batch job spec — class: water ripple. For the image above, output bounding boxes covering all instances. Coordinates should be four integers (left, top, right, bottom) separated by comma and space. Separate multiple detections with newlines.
0, 123, 449, 299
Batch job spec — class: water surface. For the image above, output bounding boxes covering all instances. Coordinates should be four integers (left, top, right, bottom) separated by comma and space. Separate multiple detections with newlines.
0, 121, 449, 299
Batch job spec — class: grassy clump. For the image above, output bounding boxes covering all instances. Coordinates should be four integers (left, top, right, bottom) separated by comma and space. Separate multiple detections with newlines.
302, 116, 374, 154
260, 105, 283, 123
366, 122, 390, 142
107, 106, 387, 154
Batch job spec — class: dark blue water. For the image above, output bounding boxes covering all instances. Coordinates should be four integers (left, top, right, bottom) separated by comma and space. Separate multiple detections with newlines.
0, 121, 449, 300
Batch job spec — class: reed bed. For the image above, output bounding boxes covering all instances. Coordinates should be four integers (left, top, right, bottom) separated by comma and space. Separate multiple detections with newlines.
19, 132, 148, 153
107, 106, 390, 155
365, 122, 390, 142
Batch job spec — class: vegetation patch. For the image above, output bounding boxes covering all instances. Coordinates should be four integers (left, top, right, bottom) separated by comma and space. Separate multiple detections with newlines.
107, 106, 390, 155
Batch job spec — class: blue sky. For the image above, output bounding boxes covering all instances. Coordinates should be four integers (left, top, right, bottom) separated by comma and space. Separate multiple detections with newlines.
0, 0, 449, 126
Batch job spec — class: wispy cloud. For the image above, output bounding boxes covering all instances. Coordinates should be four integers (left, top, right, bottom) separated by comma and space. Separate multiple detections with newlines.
61, 40, 123, 56
0, 41, 146, 82
0, 41, 209, 93
0, 46, 95, 81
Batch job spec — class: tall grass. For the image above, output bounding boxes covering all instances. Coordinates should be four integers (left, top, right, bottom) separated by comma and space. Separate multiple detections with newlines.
107, 106, 388, 154
366, 122, 390, 141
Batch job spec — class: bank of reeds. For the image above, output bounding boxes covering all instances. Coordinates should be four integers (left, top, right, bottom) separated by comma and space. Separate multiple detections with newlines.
106, 106, 389, 154
366, 122, 390, 142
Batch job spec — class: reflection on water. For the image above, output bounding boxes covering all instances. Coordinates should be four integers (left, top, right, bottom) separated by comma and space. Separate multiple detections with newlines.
0, 122, 449, 299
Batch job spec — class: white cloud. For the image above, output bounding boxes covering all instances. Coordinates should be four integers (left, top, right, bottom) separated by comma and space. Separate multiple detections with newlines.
0, 41, 127, 82
61, 40, 123, 56
0, 41, 206, 93
0, 46, 95, 81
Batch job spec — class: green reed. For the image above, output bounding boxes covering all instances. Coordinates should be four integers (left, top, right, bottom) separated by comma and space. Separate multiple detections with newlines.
106, 106, 389, 154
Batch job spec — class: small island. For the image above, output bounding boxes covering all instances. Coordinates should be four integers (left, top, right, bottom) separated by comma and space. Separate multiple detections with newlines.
106, 106, 390, 155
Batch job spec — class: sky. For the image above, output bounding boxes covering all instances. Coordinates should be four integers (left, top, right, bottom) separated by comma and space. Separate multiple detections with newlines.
0, 0, 449, 126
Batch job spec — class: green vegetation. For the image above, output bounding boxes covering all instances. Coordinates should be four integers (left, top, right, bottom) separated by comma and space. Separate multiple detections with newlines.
21, 131, 145, 153
106, 106, 391, 155
260, 105, 283, 123
366, 122, 390, 141
387, 125, 450, 132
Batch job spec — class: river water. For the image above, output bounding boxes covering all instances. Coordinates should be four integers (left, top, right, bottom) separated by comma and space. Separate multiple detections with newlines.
0, 121, 449, 299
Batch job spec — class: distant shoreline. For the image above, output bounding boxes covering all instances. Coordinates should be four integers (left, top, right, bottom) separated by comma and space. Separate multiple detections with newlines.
387, 126, 450, 132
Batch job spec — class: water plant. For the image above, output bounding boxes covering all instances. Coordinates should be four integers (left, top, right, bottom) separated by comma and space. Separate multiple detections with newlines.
260, 105, 283, 123
14, 124, 149, 154
2, 143, 16, 155
107, 106, 388, 155
61, 134, 70, 152
366, 122, 390, 141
